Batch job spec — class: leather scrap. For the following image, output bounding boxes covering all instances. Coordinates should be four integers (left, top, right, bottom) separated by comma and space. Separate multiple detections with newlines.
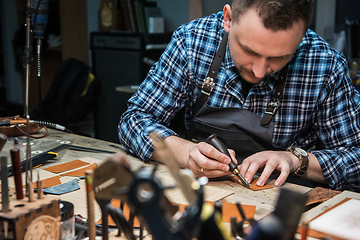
60, 163, 98, 177
44, 159, 90, 173
30, 175, 62, 189
305, 187, 341, 206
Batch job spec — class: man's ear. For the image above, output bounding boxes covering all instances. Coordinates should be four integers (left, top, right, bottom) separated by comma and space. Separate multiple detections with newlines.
223, 4, 232, 33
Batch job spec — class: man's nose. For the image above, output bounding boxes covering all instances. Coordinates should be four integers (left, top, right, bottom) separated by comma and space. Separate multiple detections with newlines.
252, 58, 269, 79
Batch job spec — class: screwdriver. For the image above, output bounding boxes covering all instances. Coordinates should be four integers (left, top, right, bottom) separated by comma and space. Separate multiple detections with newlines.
205, 134, 251, 187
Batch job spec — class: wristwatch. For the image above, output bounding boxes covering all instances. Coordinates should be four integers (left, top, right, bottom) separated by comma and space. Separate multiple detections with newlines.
287, 146, 309, 177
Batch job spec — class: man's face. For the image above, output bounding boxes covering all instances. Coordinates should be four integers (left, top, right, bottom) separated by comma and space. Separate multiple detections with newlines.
223, 6, 305, 84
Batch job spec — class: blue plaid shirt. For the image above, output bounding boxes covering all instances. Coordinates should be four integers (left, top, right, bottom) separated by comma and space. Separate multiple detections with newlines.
118, 11, 360, 191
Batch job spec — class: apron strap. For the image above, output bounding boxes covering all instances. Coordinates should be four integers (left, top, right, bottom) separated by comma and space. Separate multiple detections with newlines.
196, 32, 228, 108
260, 63, 289, 127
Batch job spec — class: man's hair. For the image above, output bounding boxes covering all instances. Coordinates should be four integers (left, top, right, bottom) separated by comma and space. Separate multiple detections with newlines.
231, 0, 314, 32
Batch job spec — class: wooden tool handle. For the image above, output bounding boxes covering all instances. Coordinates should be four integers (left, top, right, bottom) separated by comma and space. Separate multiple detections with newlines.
10, 148, 24, 199
85, 170, 96, 240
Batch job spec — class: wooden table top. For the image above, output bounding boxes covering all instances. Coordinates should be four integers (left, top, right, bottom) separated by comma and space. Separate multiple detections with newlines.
3, 128, 313, 239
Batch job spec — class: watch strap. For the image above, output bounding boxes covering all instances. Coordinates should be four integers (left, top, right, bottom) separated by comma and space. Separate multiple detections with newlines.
287, 146, 309, 178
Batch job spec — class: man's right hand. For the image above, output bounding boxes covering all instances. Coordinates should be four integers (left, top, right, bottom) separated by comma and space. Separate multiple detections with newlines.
151, 135, 236, 178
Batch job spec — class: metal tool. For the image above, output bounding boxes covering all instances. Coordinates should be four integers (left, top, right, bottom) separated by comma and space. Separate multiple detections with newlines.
0, 118, 72, 132
205, 134, 251, 187
6, 143, 116, 178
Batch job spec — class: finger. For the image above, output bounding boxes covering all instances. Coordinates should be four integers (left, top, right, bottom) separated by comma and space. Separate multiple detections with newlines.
228, 149, 238, 165
274, 170, 289, 187
239, 152, 268, 184
188, 150, 227, 175
189, 159, 230, 178
193, 143, 231, 172
188, 157, 204, 173
242, 159, 263, 184
255, 161, 277, 186
200, 142, 232, 165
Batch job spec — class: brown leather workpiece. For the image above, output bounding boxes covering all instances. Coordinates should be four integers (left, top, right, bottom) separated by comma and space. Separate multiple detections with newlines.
228, 176, 274, 191
60, 163, 98, 177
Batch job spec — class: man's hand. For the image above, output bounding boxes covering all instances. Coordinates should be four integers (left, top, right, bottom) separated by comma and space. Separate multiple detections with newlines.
188, 141, 238, 178
239, 150, 325, 187
151, 135, 237, 178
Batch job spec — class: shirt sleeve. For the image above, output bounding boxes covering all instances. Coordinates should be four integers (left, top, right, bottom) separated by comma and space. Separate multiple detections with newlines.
118, 27, 192, 161
310, 59, 360, 191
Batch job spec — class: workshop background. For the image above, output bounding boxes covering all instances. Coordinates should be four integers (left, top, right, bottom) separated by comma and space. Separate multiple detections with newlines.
0, 0, 359, 143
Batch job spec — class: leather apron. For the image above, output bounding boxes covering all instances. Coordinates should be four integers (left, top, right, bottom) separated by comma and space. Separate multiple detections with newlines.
189, 33, 288, 163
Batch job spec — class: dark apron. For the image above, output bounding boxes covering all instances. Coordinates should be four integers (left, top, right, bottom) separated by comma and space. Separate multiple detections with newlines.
192, 105, 284, 163
188, 33, 287, 163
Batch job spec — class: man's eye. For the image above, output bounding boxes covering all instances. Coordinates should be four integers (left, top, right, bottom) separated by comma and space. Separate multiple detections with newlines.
246, 50, 257, 56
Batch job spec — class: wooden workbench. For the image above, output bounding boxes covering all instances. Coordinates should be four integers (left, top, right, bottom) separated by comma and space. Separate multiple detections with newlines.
3, 128, 313, 239
45, 129, 310, 215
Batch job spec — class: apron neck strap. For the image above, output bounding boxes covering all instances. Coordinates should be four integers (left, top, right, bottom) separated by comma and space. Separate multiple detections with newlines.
260, 63, 289, 127
196, 32, 228, 107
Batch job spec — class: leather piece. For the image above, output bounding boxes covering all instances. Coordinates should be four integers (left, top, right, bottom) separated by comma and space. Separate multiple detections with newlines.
30, 175, 62, 189
44, 159, 89, 173
60, 163, 98, 177
228, 176, 274, 191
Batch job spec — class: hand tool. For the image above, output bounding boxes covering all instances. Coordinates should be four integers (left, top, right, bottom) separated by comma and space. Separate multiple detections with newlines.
37, 171, 43, 199
85, 170, 96, 240
6, 143, 116, 178
10, 137, 24, 199
205, 134, 251, 187
25, 115, 33, 200
0, 118, 71, 132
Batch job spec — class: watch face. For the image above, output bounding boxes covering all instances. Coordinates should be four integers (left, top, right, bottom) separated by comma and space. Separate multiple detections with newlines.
295, 147, 308, 156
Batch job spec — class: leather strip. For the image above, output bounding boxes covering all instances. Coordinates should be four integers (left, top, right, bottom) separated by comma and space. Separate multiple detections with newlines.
260, 63, 289, 127
196, 32, 228, 108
